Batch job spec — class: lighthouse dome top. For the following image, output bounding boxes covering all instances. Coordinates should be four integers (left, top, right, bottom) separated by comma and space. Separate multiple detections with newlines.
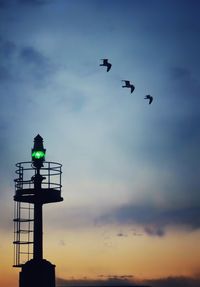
34, 134, 43, 141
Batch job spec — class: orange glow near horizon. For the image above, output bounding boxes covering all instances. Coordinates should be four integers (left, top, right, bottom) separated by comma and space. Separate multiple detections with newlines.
1, 234, 18, 287
1, 228, 200, 287
44, 227, 200, 281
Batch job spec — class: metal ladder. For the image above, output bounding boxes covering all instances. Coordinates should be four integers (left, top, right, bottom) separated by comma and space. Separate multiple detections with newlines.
13, 167, 34, 267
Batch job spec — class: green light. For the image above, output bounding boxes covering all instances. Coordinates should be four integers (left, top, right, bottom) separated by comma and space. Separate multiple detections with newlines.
32, 150, 45, 159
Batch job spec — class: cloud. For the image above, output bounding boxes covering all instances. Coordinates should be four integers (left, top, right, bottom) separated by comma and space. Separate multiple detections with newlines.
56, 276, 137, 287
56, 275, 200, 287
18, 0, 50, 5
117, 232, 127, 237
144, 226, 164, 237
97, 204, 200, 236
5, 44, 54, 86
18, 45, 55, 83
20, 46, 47, 64
0, 37, 54, 84
145, 276, 200, 287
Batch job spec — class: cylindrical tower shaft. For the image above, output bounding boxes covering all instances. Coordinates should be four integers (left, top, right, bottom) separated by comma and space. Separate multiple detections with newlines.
34, 202, 43, 260
33, 171, 44, 260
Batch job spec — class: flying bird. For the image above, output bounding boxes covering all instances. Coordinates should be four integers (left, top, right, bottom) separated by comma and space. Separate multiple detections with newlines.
122, 80, 135, 93
144, 95, 153, 104
100, 59, 112, 72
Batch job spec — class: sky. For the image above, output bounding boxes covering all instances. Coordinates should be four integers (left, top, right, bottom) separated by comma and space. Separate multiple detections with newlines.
0, 0, 200, 286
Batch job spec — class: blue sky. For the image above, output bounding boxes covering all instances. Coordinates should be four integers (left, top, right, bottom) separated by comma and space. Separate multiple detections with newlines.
0, 0, 200, 285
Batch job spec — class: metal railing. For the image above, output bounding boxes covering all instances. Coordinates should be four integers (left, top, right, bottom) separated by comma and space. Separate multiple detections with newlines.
13, 161, 62, 267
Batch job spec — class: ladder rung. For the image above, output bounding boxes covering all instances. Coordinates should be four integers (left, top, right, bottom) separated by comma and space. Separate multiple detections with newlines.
20, 207, 34, 210
14, 230, 33, 233
19, 252, 33, 255
13, 241, 34, 244
13, 218, 34, 222
13, 264, 24, 268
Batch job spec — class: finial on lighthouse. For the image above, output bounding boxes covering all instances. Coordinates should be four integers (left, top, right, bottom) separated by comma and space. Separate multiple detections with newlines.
31, 134, 46, 169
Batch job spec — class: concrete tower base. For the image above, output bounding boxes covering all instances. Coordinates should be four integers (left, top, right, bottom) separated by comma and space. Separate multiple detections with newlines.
19, 259, 55, 287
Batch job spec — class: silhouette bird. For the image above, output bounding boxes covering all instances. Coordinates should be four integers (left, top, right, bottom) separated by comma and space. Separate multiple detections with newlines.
122, 80, 135, 93
144, 95, 153, 104
100, 59, 112, 72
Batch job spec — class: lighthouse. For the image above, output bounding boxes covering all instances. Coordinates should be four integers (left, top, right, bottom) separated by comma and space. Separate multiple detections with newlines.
13, 135, 63, 287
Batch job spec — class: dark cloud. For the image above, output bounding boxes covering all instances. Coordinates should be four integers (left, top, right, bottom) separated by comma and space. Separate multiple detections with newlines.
56, 276, 140, 287
56, 275, 200, 287
132, 232, 143, 236
97, 205, 200, 236
117, 232, 127, 237
18, 45, 54, 83
144, 226, 164, 237
20, 46, 49, 68
18, 0, 50, 5
145, 276, 200, 287
0, 38, 53, 84
98, 275, 134, 279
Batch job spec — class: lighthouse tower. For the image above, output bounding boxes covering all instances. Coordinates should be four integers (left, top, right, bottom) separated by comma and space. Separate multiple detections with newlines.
13, 135, 63, 287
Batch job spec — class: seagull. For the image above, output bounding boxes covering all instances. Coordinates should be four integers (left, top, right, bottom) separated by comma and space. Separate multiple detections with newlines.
100, 59, 112, 72
122, 80, 135, 93
144, 95, 153, 104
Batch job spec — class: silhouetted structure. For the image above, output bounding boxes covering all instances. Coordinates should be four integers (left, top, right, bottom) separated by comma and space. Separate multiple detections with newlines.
13, 135, 63, 287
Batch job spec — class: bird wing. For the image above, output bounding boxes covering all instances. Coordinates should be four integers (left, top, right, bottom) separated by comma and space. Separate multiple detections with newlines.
107, 63, 112, 72
149, 96, 153, 104
144, 95, 153, 104
130, 85, 135, 93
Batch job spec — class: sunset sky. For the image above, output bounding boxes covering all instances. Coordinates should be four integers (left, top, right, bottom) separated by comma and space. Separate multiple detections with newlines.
0, 0, 200, 287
